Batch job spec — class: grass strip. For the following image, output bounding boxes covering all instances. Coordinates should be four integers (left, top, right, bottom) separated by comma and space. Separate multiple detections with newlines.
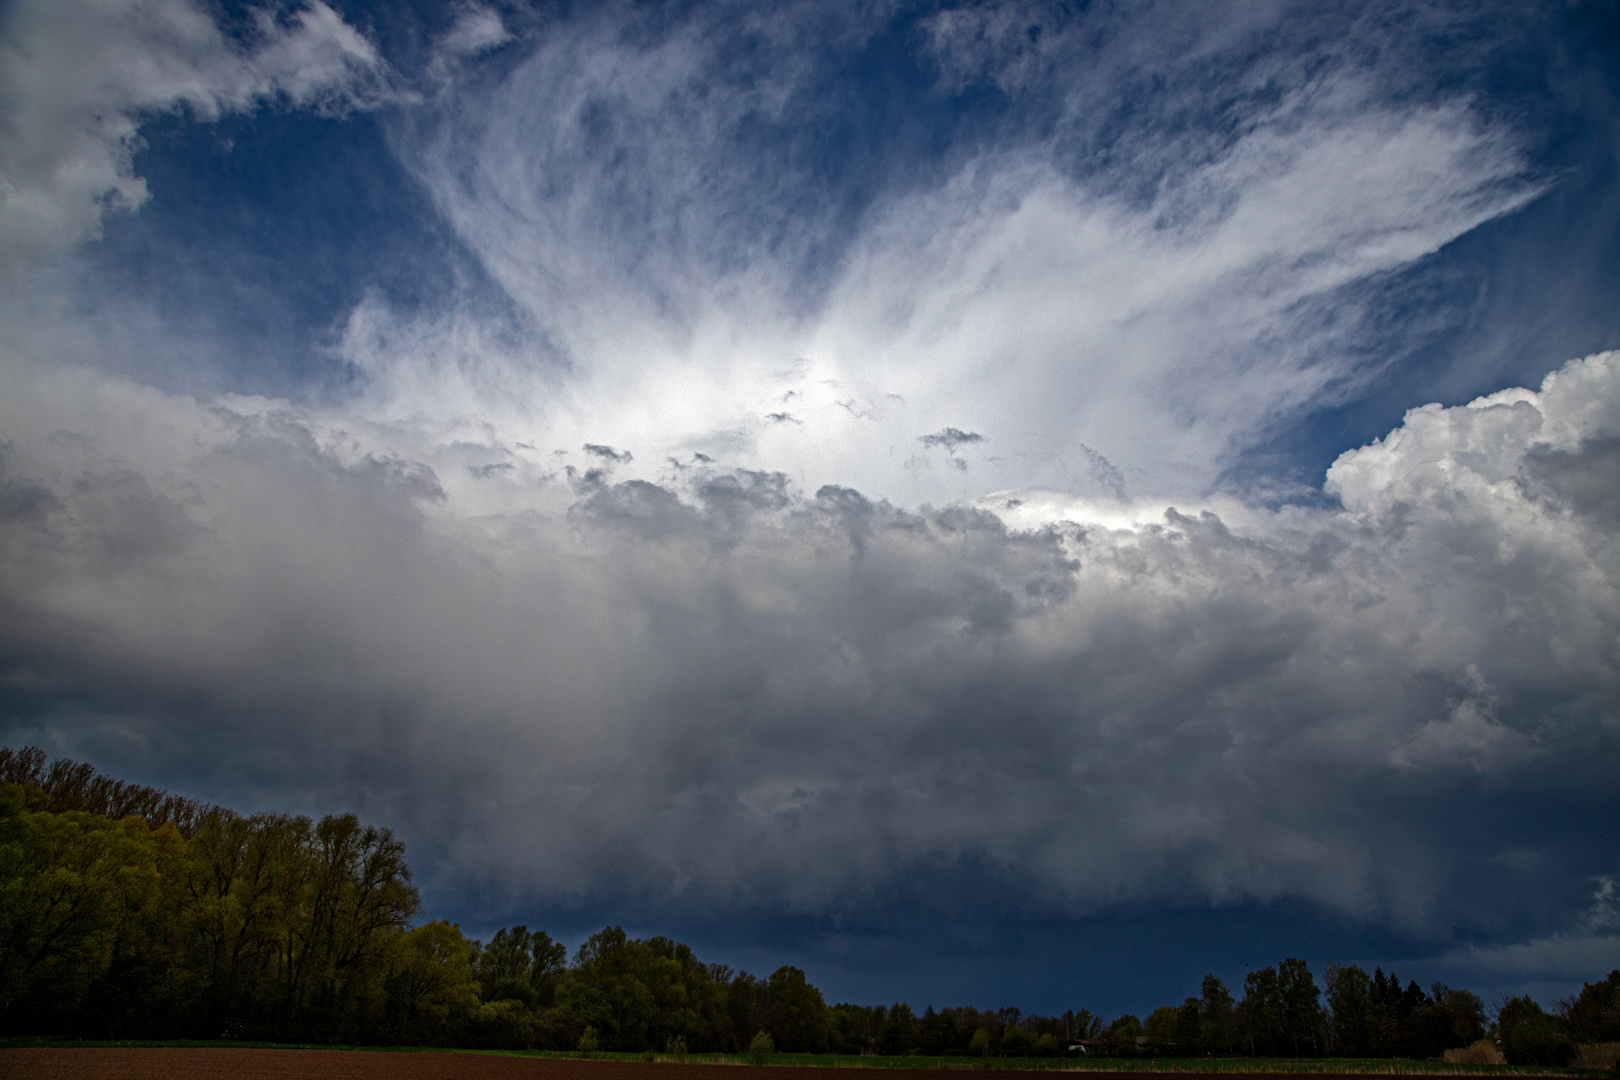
0, 1041, 1600, 1076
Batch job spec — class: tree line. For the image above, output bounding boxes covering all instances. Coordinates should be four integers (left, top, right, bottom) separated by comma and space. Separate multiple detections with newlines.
3, 746, 1616, 1062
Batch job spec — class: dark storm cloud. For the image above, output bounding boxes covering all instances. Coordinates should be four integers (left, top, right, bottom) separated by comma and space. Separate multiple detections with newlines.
1, 354, 1616, 974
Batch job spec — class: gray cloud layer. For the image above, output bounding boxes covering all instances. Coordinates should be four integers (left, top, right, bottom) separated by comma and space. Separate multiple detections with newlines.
2, 351, 1615, 961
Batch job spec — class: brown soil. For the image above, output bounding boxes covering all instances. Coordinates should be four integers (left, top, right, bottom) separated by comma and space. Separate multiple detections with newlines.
0, 1053, 1523, 1080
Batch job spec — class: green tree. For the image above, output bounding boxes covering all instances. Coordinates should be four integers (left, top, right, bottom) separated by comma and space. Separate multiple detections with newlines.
1569, 969, 1620, 1043
1200, 974, 1238, 1054
2, 752, 512, 1047
477, 925, 566, 1007
878, 1001, 918, 1055
727, 970, 765, 1052
1407, 984, 1485, 1055
556, 926, 659, 1051
1000, 1021, 1033, 1057
552, 926, 734, 1052
0, 747, 216, 834
1497, 996, 1574, 1067
1238, 961, 1320, 1056
1324, 963, 1375, 1056
0, 784, 176, 1033
1069, 1007, 1102, 1042
919, 1005, 961, 1054
1144, 1005, 1180, 1055
269, 813, 418, 1038
1368, 969, 1427, 1055
1106, 1014, 1143, 1057
749, 1028, 775, 1063
1240, 966, 1282, 1055
387, 921, 479, 1039
1174, 998, 1202, 1054
179, 811, 303, 1035
764, 964, 829, 1052
1277, 958, 1323, 1055
459, 998, 535, 1050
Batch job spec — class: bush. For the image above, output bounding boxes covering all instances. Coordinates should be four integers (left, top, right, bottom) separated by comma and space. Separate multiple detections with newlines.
578, 1025, 600, 1054
455, 1000, 534, 1049
1443, 1039, 1505, 1064
749, 1029, 775, 1064
1573, 1042, 1620, 1071
1498, 997, 1574, 1066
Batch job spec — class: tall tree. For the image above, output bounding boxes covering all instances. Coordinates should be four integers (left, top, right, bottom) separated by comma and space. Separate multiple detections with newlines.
764, 965, 830, 1052
1276, 958, 1322, 1055
1175, 997, 1203, 1054
0, 785, 178, 1034
387, 921, 479, 1040
1200, 974, 1238, 1054
1144, 1005, 1180, 1055
1569, 970, 1620, 1043
476, 925, 566, 1007
1240, 966, 1284, 1055
1324, 962, 1375, 1055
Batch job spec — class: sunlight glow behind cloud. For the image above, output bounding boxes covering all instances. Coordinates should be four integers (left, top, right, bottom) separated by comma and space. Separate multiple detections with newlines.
361, 6, 1540, 506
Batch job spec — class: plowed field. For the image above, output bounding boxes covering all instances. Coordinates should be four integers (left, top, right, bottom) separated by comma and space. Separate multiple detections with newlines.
0, 1051, 1499, 1080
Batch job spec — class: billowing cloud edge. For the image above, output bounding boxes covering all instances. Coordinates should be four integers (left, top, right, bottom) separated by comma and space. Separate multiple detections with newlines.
0, 348, 1615, 948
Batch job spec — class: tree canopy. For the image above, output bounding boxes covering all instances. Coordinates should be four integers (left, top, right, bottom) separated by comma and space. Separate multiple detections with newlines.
0, 746, 1604, 1058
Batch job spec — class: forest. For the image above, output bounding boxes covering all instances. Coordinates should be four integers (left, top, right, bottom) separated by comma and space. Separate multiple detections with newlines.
3, 746, 1616, 1065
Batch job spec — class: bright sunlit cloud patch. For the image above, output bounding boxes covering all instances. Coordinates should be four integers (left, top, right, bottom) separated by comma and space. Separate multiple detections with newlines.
362, 6, 1540, 507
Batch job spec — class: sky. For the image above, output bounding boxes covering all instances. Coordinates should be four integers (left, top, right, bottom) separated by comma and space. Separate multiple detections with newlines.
1, 0, 1619, 1019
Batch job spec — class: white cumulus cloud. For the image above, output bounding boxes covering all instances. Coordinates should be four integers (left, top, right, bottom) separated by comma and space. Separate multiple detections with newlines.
0, 0, 391, 271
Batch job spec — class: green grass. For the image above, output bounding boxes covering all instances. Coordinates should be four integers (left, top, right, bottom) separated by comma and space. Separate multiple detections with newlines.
0, 1040, 1601, 1076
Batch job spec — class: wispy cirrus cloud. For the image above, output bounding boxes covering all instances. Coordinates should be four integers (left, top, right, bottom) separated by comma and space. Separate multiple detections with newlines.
343, 0, 1544, 509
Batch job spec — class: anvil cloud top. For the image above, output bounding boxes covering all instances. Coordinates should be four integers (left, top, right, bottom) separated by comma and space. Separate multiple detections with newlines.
2, 0, 1618, 1013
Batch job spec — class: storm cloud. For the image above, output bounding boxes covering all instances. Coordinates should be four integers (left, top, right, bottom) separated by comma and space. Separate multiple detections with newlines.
2, 348, 1616, 952
2, 0, 1618, 1012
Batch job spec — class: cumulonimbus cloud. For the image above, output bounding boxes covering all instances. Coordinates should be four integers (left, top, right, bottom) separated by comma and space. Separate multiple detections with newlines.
0, 349, 1615, 946
0, 0, 1612, 988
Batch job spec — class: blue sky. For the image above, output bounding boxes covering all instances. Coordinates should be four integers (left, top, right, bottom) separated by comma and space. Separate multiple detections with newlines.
2, 0, 1619, 1018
